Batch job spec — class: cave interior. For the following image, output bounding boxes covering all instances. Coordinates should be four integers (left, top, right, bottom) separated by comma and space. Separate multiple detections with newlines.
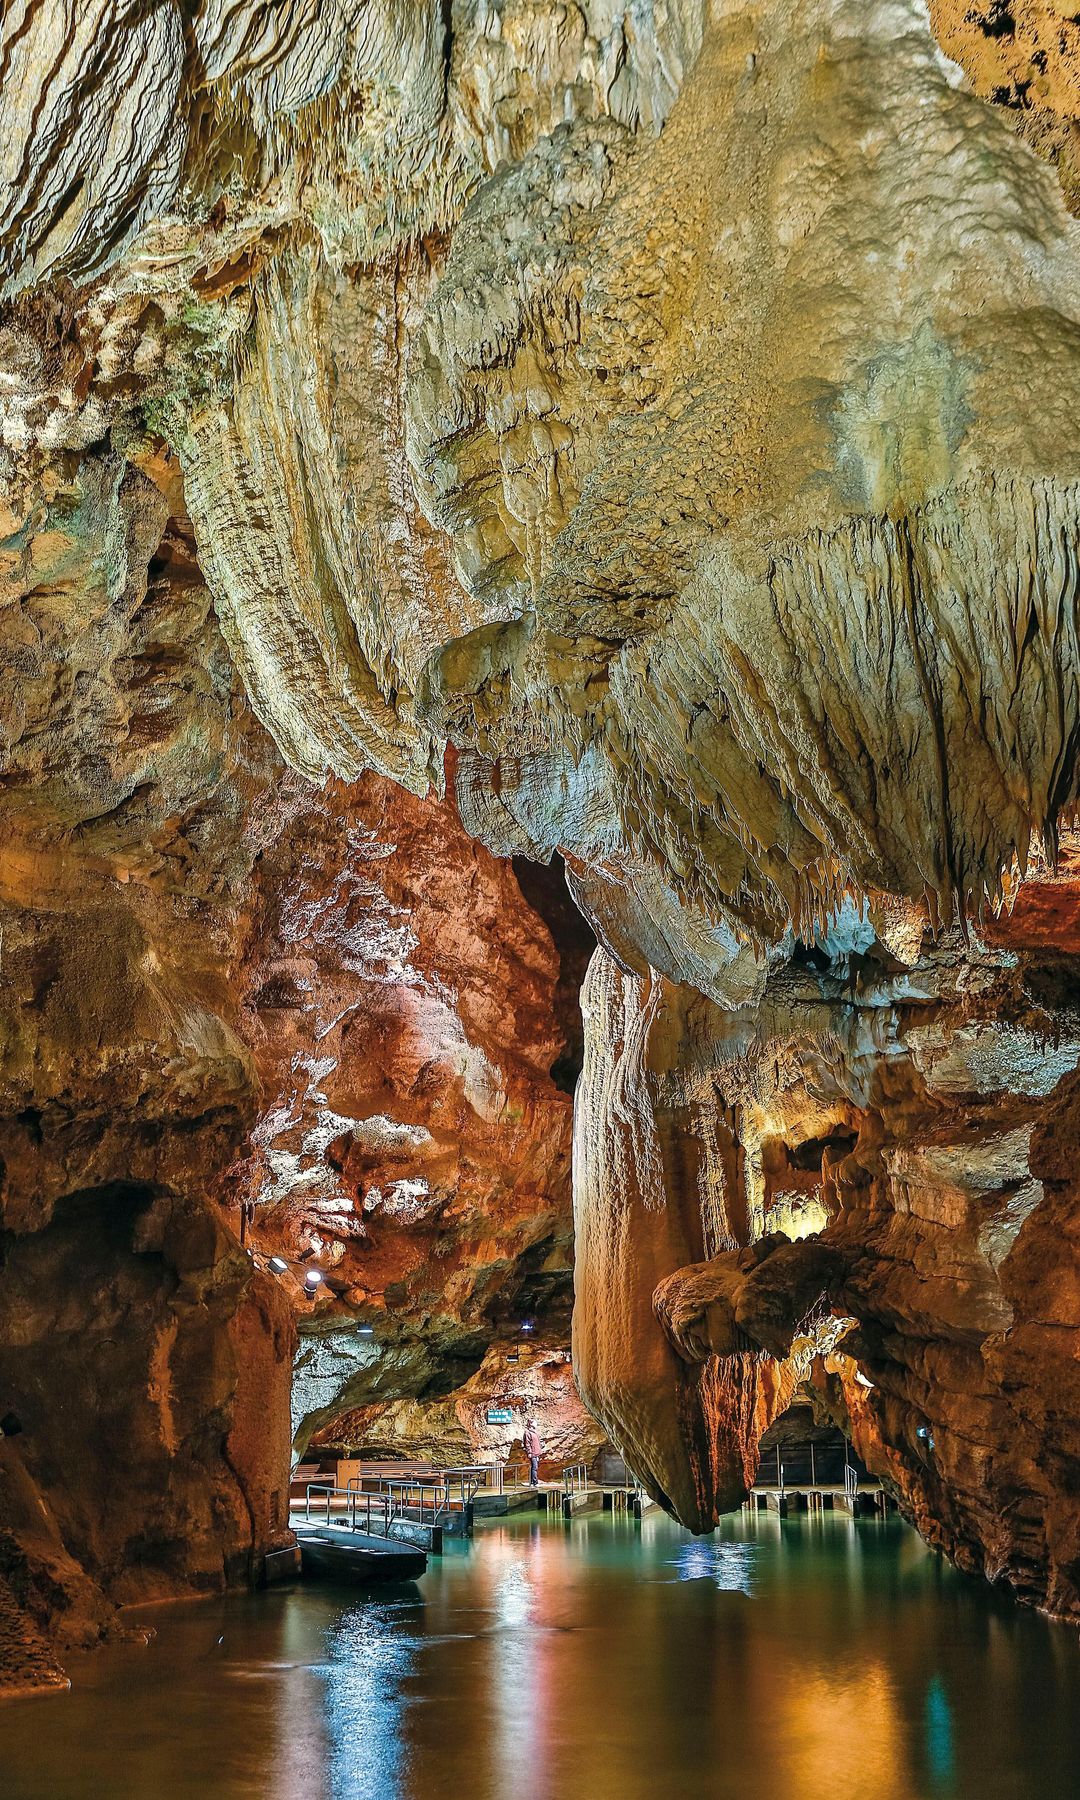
4, 0, 1080, 1709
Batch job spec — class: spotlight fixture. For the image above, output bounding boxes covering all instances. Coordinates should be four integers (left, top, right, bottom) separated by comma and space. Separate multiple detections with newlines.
505, 1351, 520, 1364
520, 1320, 535, 1334
356, 1324, 375, 1338
304, 1269, 324, 1290
268, 1256, 288, 1276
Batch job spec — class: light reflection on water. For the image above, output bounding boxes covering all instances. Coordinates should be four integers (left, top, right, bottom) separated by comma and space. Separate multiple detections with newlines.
321, 1606, 417, 1800
669, 1537, 757, 1591
2, 1510, 1076, 1800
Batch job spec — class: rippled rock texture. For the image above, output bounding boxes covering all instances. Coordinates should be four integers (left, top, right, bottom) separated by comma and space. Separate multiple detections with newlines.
0, 457, 297, 1674
235, 764, 577, 1458
7, 0, 1080, 1662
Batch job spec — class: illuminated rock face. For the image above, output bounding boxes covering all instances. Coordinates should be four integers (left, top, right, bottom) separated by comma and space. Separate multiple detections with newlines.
8, 0, 1080, 1666
647, 883, 1080, 1617
234, 763, 577, 1458
312, 1344, 606, 1473
929, 1, 1080, 211
414, 0, 1080, 947
0, 480, 297, 1673
573, 951, 793, 1528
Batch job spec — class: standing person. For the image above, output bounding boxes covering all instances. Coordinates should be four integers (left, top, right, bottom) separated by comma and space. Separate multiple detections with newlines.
524, 1417, 542, 1486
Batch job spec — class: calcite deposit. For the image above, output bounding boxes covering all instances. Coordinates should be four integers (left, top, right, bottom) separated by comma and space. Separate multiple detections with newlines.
0, 438, 577, 1681
7, 0, 1080, 1681
573, 950, 794, 1528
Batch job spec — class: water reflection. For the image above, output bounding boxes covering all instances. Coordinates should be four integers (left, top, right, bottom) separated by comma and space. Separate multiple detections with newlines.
3, 1512, 1077, 1800
670, 1537, 757, 1591
925, 1674, 955, 1789
322, 1599, 422, 1799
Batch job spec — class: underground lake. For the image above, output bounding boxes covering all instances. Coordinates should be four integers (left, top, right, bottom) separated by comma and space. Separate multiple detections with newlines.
4, 1510, 1078, 1800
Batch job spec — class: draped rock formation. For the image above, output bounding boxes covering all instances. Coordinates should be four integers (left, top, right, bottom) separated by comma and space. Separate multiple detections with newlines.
573, 949, 794, 1527
311, 1343, 606, 1473
236, 764, 577, 1461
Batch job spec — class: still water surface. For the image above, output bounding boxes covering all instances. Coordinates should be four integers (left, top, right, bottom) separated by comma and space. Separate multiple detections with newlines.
3, 1510, 1077, 1800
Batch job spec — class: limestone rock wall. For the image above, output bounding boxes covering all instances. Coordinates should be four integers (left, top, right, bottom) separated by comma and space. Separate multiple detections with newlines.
573, 949, 793, 1526
930, 2, 1080, 210
0, 451, 296, 1672
234, 760, 576, 1459
414, 0, 1080, 952
313, 1344, 606, 1474
0, 423, 578, 1680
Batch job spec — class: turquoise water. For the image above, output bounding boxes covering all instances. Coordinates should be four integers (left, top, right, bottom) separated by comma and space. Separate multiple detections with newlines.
2, 1509, 1076, 1799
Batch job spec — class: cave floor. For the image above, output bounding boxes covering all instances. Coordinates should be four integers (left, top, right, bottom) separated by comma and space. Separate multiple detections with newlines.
2, 1511, 1076, 1800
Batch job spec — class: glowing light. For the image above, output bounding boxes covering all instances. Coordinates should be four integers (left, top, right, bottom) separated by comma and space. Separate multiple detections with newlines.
305, 1269, 324, 1289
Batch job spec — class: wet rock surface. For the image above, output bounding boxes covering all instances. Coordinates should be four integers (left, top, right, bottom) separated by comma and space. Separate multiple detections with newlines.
234, 764, 575, 1457
0, 447, 577, 1681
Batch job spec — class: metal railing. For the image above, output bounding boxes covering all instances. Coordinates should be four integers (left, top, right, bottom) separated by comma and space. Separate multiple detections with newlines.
302, 1460, 526, 1535
753, 1441, 859, 1491
467, 1461, 525, 1492
373, 1472, 485, 1523
438, 1463, 523, 1495
844, 1463, 859, 1505
305, 1476, 479, 1535
562, 1462, 589, 1496
341, 1460, 525, 1496
304, 1483, 394, 1536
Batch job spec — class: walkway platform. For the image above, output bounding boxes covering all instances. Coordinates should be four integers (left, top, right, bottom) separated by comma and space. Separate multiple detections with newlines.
563, 1487, 605, 1517
750, 1484, 893, 1518
473, 1486, 548, 1517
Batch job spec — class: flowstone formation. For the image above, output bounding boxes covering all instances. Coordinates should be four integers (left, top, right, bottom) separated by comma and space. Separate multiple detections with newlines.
310, 1342, 606, 1474
6, 0, 1080, 1669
